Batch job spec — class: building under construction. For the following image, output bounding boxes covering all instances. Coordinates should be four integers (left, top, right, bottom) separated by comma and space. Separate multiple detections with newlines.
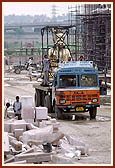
68, 4, 111, 71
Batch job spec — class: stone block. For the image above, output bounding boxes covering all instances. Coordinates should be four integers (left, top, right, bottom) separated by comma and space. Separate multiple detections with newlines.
14, 129, 24, 138
10, 120, 27, 132
22, 125, 53, 144
21, 96, 35, 120
4, 132, 10, 154
11, 123, 26, 133
22, 108, 35, 119
24, 119, 34, 123
50, 118, 57, 123
21, 96, 33, 108
35, 107, 48, 120
4, 123, 11, 133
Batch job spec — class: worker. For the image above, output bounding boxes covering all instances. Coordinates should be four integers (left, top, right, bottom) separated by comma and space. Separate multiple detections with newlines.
4, 102, 10, 119
13, 96, 22, 120
43, 55, 50, 86
28, 57, 34, 81
79, 56, 84, 61
68, 56, 72, 61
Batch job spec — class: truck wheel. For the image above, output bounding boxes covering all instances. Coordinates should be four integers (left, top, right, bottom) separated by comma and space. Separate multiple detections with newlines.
89, 107, 97, 120
15, 69, 21, 74
54, 104, 62, 119
35, 90, 40, 107
44, 95, 51, 113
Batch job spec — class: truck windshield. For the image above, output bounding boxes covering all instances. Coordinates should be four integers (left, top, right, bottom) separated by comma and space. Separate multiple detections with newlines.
81, 74, 97, 87
59, 75, 76, 87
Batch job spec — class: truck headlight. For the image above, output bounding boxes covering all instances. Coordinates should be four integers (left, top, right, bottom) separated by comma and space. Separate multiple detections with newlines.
92, 98, 98, 103
59, 99, 66, 104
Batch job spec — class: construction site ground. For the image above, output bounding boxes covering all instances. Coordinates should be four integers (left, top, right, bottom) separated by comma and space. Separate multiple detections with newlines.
4, 71, 112, 165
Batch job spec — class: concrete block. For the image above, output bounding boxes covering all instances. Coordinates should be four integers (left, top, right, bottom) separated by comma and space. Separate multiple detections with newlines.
35, 107, 48, 120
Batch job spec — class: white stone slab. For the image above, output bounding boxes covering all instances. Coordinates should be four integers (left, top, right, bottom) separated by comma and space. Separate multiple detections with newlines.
21, 96, 33, 108
35, 107, 48, 120
22, 125, 53, 144
4, 132, 10, 154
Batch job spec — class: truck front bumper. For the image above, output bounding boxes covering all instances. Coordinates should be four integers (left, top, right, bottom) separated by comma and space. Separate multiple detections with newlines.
57, 104, 100, 112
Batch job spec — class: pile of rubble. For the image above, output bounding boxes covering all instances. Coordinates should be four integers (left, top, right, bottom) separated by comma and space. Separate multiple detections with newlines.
4, 96, 89, 165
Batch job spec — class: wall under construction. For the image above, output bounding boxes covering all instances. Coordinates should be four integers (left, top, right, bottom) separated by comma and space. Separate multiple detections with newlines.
68, 4, 111, 71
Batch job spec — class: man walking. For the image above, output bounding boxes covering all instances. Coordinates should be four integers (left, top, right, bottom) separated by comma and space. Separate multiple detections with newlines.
13, 96, 22, 120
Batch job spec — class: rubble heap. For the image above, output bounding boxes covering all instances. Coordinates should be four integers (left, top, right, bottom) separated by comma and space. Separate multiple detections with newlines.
4, 96, 89, 165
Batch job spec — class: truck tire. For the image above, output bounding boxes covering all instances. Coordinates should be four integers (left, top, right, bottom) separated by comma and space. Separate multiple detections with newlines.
35, 90, 41, 107
54, 104, 62, 119
15, 69, 21, 74
44, 95, 51, 113
89, 107, 97, 120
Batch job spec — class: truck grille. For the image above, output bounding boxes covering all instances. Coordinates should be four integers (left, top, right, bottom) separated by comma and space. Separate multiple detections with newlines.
59, 94, 98, 104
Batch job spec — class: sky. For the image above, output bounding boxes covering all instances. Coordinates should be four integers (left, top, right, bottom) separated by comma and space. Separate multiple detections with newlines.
3, 2, 77, 17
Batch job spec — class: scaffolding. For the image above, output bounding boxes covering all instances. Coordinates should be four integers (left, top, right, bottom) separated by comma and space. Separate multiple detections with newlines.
68, 4, 111, 71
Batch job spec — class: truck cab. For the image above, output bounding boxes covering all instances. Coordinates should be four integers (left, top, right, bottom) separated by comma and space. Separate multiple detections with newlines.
52, 61, 100, 119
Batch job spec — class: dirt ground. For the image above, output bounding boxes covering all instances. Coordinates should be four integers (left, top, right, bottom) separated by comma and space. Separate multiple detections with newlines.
4, 71, 112, 165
